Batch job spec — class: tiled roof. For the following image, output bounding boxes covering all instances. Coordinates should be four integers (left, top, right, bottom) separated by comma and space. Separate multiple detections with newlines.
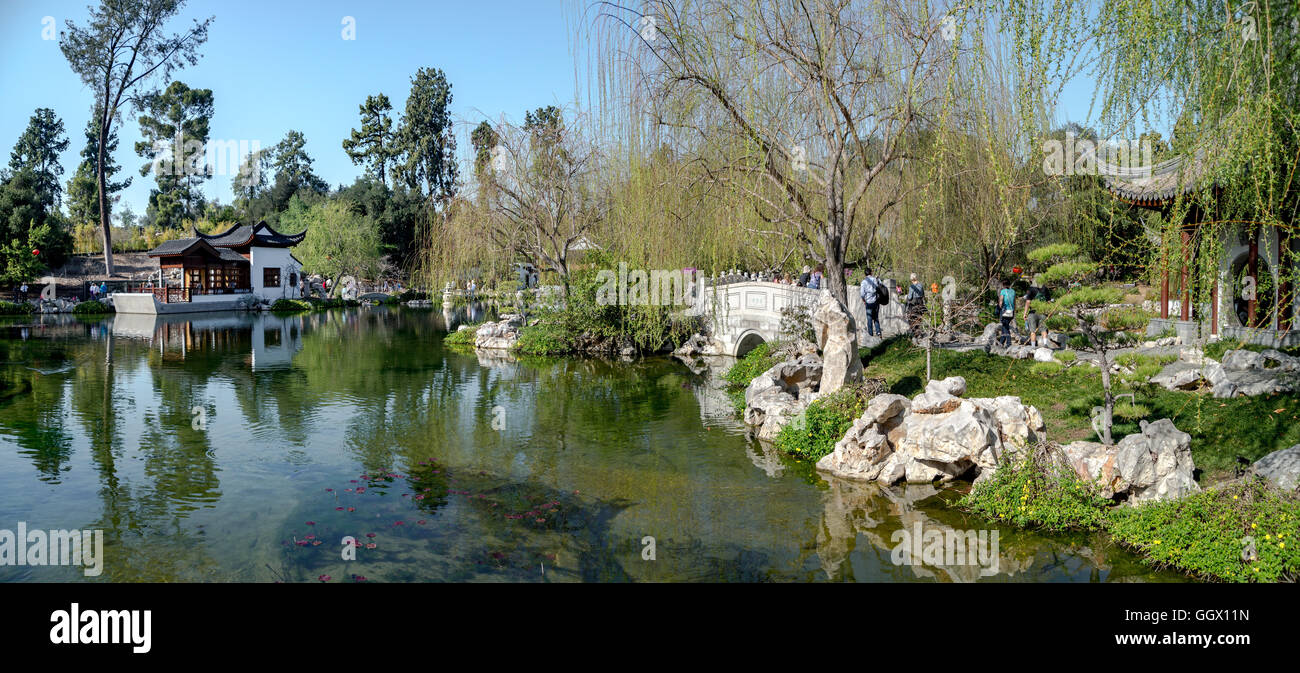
195, 221, 307, 248
1101, 151, 1212, 207
146, 237, 249, 263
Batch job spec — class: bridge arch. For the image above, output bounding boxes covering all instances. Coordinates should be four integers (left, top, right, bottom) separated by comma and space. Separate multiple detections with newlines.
734, 330, 767, 357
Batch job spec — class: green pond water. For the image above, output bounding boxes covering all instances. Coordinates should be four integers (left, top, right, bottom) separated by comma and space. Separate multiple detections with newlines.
0, 307, 1183, 582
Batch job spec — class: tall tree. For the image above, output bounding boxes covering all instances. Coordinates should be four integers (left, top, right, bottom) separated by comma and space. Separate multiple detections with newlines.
394, 67, 458, 206
60, 0, 212, 274
272, 130, 328, 197
134, 79, 215, 228
470, 120, 499, 178
66, 106, 132, 230
342, 94, 397, 188
8, 108, 70, 209
231, 147, 270, 219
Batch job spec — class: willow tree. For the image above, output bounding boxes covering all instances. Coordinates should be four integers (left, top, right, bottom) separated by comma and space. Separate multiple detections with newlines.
1093, 1, 1300, 334
477, 108, 604, 293
589, 0, 967, 306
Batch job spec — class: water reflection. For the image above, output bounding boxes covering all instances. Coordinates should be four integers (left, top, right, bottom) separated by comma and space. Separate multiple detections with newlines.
0, 308, 1182, 582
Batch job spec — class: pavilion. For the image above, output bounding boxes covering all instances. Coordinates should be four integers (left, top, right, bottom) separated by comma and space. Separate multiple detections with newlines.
115, 221, 307, 314
1103, 154, 1296, 347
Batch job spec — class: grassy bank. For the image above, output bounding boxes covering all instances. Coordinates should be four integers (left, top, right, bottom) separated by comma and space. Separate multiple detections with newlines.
860, 337, 1300, 478
960, 450, 1299, 582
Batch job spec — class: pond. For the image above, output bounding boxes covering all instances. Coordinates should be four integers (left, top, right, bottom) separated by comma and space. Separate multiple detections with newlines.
0, 307, 1183, 582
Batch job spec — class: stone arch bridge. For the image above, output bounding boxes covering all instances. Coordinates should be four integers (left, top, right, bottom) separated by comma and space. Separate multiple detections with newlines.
695, 279, 909, 357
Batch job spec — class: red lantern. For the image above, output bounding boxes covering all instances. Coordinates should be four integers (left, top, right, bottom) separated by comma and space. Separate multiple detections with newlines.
1012, 266, 1022, 275
32, 249, 40, 256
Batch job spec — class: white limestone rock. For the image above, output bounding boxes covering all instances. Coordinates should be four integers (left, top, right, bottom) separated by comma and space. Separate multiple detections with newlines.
1252, 446, 1300, 491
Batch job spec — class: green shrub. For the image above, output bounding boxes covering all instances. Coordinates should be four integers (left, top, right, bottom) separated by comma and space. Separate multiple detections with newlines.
71, 300, 112, 314
722, 342, 779, 389
773, 385, 870, 461
1102, 305, 1153, 331
1106, 478, 1299, 583
443, 325, 480, 346
270, 299, 312, 312
1056, 350, 1077, 363
0, 300, 36, 315
958, 445, 1112, 531
515, 322, 571, 356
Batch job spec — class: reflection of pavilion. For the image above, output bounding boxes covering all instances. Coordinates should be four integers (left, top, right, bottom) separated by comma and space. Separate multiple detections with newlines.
110, 312, 304, 370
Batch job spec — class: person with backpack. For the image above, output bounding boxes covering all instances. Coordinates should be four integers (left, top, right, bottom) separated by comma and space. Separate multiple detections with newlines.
997, 277, 1017, 347
860, 267, 883, 337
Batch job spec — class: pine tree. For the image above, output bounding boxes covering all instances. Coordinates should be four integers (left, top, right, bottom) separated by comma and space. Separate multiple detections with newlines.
342, 94, 397, 189
8, 108, 69, 209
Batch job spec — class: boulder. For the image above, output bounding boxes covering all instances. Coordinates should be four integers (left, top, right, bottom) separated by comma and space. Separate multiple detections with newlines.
673, 333, 725, 357
474, 314, 524, 350
977, 322, 1002, 345
1033, 347, 1055, 362
814, 393, 911, 481
811, 292, 863, 395
1150, 362, 1205, 391
1251, 446, 1300, 491
1222, 349, 1267, 371
1061, 418, 1199, 503
893, 400, 1001, 483
743, 354, 824, 440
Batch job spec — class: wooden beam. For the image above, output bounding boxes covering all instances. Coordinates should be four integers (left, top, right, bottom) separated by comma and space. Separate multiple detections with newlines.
1160, 235, 1170, 319
1180, 228, 1191, 321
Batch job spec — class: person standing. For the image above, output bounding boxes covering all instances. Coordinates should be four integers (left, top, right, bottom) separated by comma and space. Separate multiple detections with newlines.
998, 278, 1017, 347
906, 273, 925, 328
809, 264, 823, 290
860, 267, 882, 337
19, 282, 28, 302
797, 266, 811, 287
1024, 275, 1051, 347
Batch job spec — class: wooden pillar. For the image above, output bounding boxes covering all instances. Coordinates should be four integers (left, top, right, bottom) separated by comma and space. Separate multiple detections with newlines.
1180, 228, 1191, 321
1160, 238, 1170, 319
1248, 228, 1259, 326
1281, 227, 1294, 332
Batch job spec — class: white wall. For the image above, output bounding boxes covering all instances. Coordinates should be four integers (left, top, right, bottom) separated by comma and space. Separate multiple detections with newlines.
249, 247, 301, 302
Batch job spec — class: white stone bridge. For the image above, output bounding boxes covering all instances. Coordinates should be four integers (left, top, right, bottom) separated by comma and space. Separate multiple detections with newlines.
694, 278, 910, 356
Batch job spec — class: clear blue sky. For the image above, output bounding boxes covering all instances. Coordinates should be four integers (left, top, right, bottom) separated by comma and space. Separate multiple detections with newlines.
0, 0, 583, 218
1, 0, 1103, 220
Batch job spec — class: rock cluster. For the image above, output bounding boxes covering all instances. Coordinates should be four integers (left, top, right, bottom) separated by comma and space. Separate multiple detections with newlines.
474, 314, 524, 350
816, 376, 1046, 485
1150, 348, 1300, 397
743, 346, 823, 441
673, 333, 725, 357
1060, 418, 1199, 503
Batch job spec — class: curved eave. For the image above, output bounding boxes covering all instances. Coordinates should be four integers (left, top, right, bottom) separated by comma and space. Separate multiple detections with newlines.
255, 220, 307, 244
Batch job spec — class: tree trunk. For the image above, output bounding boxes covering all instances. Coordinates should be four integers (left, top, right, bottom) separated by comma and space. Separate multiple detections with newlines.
96, 116, 115, 277
1098, 345, 1114, 445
